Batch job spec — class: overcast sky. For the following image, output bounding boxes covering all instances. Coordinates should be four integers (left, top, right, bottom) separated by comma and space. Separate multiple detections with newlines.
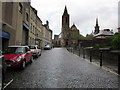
31, 0, 119, 37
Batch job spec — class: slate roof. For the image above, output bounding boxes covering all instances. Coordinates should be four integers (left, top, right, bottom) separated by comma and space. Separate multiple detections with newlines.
94, 29, 114, 37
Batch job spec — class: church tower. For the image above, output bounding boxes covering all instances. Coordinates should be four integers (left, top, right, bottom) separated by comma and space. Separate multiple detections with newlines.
62, 6, 70, 31
94, 18, 100, 34
60, 6, 80, 47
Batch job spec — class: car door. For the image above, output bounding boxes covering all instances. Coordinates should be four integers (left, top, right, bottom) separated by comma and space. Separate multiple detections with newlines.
36, 46, 39, 54
25, 47, 31, 63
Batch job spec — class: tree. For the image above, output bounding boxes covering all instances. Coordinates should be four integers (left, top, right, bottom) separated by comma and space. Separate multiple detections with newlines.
112, 33, 120, 50
85, 34, 93, 40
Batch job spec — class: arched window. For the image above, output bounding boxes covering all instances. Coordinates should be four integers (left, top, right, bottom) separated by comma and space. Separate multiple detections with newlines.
66, 17, 67, 24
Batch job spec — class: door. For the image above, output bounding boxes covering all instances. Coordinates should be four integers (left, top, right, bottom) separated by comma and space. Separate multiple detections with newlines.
24, 47, 31, 63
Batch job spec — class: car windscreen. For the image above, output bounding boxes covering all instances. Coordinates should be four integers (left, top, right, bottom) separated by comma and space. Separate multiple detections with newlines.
3, 47, 25, 54
29, 46, 36, 49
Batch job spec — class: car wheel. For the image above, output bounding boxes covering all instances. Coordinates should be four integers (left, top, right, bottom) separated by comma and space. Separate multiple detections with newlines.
21, 60, 26, 69
2, 68, 5, 85
39, 53, 41, 56
30, 56, 33, 64
36, 54, 39, 58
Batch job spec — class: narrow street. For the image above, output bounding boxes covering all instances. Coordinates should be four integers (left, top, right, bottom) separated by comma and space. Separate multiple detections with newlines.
5, 48, 119, 88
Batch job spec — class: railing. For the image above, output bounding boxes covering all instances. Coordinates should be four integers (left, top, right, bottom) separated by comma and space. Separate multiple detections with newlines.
67, 46, 120, 75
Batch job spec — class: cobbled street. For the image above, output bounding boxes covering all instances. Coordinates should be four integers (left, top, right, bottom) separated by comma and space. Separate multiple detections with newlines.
5, 48, 119, 88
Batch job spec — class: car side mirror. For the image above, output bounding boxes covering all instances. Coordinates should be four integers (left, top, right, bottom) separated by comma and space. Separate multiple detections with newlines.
28, 49, 30, 51
26, 51, 30, 54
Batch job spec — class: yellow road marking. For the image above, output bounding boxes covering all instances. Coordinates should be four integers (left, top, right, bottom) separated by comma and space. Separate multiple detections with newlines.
92, 62, 120, 76
70, 51, 120, 76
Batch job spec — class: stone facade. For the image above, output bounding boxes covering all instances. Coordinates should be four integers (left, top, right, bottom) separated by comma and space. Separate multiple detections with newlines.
1, 2, 31, 50
53, 6, 80, 47
53, 35, 61, 47
29, 6, 52, 48
42, 21, 52, 47
29, 6, 37, 45
93, 19, 114, 38
36, 16, 43, 48
94, 29, 114, 38
61, 6, 80, 47
1, 2, 52, 50
94, 18, 100, 35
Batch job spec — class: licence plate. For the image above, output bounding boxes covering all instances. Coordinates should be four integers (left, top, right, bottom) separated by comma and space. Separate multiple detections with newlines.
7, 64, 11, 67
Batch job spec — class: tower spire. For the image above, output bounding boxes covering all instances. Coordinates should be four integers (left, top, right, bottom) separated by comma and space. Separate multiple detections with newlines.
94, 18, 100, 34
63, 5, 68, 15
96, 18, 98, 25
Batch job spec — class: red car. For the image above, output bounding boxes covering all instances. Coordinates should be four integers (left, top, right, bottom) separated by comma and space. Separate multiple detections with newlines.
3, 46, 33, 69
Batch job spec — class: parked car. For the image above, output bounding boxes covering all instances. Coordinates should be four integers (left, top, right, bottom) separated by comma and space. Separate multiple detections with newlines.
28, 45, 42, 58
3, 46, 33, 69
44, 44, 52, 50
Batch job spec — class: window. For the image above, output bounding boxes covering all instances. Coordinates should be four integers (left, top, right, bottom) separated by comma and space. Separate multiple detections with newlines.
30, 24, 32, 32
26, 13, 29, 21
33, 26, 34, 34
19, 3, 22, 14
25, 47, 28, 53
66, 17, 67, 24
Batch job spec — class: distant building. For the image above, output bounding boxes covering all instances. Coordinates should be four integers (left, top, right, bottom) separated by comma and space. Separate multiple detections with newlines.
36, 16, 43, 48
29, 5, 43, 48
94, 29, 114, 38
42, 21, 52, 47
53, 6, 80, 47
94, 18, 100, 35
118, 27, 120, 33
93, 18, 114, 38
29, 5, 37, 45
61, 6, 80, 47
53, 35, 61, 47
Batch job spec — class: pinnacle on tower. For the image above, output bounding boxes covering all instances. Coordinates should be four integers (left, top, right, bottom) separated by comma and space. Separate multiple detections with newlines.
63, 6, 68, 15
94, 18, 100, 34
96, 18, 98, 26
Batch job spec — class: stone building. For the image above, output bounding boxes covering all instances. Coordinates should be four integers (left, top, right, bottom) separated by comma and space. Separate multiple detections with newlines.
61, 6, 80, 47
36, 16, 43, 48
94, 18, 100, 35
29, 6, 52, 48
53, 35, 61, 47
94, 29, 114, 38
42, 21, 52, 47
93, 18, 114, 38
29, 5, 43, 48
1, 2, 31, 51
29, 5, 37, 45
1, 1, 53, 50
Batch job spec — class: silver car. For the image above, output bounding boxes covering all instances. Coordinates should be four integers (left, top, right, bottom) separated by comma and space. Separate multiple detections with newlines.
29, 45, 42, 58
44, 44, 52, 50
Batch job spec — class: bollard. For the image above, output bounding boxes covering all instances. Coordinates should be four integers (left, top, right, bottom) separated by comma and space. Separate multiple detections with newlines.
90, 49, 92, 62
79, 48, 80, 57
73, 48, 74, 54
100, 51, 102, 66
118, 55, 120, 74
83, 49, 85, 59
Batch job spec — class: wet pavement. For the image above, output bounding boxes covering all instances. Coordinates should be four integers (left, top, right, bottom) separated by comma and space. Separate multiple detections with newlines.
4, 48, 120, 88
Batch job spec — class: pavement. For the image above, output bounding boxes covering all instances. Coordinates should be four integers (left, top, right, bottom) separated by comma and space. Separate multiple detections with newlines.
3, 48, 120, 89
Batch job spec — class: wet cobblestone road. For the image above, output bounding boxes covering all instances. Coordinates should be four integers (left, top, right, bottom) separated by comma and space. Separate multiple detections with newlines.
4, 48, 119, 88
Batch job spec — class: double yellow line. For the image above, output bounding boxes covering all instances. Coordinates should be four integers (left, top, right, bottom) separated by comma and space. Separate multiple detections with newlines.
71, 52, 120, 77
92, 62, 120, 76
